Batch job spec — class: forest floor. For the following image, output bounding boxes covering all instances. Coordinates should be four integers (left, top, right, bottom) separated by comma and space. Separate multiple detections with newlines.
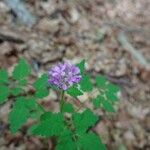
0, 0, 150, 150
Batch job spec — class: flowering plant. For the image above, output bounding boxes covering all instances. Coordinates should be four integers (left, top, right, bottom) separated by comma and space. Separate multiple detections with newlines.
0, 58, 120, 150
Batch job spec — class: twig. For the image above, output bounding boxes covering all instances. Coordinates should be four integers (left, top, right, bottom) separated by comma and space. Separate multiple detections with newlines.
0, 32, 24, 43
118, 31, 150, 70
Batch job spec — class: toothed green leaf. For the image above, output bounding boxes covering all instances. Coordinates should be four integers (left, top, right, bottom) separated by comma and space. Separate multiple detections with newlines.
33, 74, 49, 98
62, 103, 74, 113
76, 60, 85, 74
12, 58, 31, 80
0, 69, 8, 83
79, 75, 93, 92
77, 132, 106, 150
95, 75, 107, 88
102, 100, 115, 112
73, 109, 98, 133
9, 97, 30, 133
31, 112, 64, 137
0, 85, 9, 104
11, 87, 22, 96
67, 86, 83, 98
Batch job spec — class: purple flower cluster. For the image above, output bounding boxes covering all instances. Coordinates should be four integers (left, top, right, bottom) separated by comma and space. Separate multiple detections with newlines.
48, 62, 82, 90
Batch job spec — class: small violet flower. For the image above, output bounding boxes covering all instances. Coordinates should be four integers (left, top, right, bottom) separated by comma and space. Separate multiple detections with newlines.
48, 62, 82, 90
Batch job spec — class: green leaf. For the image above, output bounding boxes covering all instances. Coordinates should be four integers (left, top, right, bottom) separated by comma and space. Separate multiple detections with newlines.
106, 91, 118, 102
34, 87, 49, 98
93, 95, 105, 108
79, 75, 93, 92
96, 75, 107, 88
76, 60, 85, 74
26, 97, 44, 119
11, 87, 22, 96
28, 124, 39, 135
12, 58, 31, 80
0, 69, 8, 83
0, 85, 9, 104
32, 112, 64, 137
73, 109, 98, 133
62, 103, 74, 113
56, 129, 76, 150
56, 138, 77, 150
25, 97, 37, 110
33, 74, 49, 98
102, 100, 115, 112
33, 74, 48, 89
18, 79, 27, 86
67, 86, 83, 98
107, 83, 120, 93
9, 97, 30, 133
77, 132, 106, 150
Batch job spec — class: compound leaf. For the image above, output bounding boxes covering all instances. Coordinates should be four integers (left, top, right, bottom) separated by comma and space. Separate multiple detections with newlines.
33, 74, 49, 98
31, 112, 64, 137
102, 100, 115, 112
77, 132, 106, 150
9, 97, 30, 133
93, 95, 105, 108
107, 83, 120, 93
62, 103, 74, 113
79, 75, 93, 92
34, 87, 49, 98
105, 91, 118, 102
11, 87, 22, 96
67, 86, 83, 98
56, 138, 77, 150
33, 74, 48, 89
0, 85, 9, 104
73, 109, 98, 133
95, 75, 107, 88
12, 58, 31, 80
76, 60, 85, 74
0, 69, 8, 83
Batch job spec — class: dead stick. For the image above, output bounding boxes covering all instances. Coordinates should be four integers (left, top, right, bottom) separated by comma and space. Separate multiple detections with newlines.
118, 31, 150, 70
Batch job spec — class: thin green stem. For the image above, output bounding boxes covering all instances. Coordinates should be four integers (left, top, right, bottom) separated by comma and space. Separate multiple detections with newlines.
60, 90, 65, 112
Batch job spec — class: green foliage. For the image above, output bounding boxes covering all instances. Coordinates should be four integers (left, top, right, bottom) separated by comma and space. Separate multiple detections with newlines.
56, 138, 77, 150
9, 96, 43, 133
33, 74, 49, 98
9, 97, 30, 133
79, 75, 93, 92
94, 75, 119, 112
95, 75, 107, 88
77, 132, 106, 150
0, 85, 9, 104
12, 58, 31, 80
93, 95, 105, 108
0, 69, 9, 104
73, 109, 98, 133
31, 112, 64, 137
56, 129, 77, 150
18, 79, 27, 86
11, 87, 22, 96
102, 100, 115, 112
62, 103, 74, 113
76, 59, 85, 74
67, 86, 83, 97
0, 58, 120, 150
0, 69, 8, 83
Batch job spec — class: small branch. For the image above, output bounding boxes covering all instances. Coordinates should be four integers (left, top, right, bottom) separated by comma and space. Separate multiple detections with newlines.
118, 31, 150, 70
0, 32, 24, 43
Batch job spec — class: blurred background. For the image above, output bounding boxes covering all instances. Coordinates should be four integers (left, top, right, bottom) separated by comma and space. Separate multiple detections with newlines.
0, 0, 149, 150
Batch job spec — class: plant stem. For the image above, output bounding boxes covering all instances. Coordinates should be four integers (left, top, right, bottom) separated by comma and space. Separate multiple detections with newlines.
60, 90, 65, 112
